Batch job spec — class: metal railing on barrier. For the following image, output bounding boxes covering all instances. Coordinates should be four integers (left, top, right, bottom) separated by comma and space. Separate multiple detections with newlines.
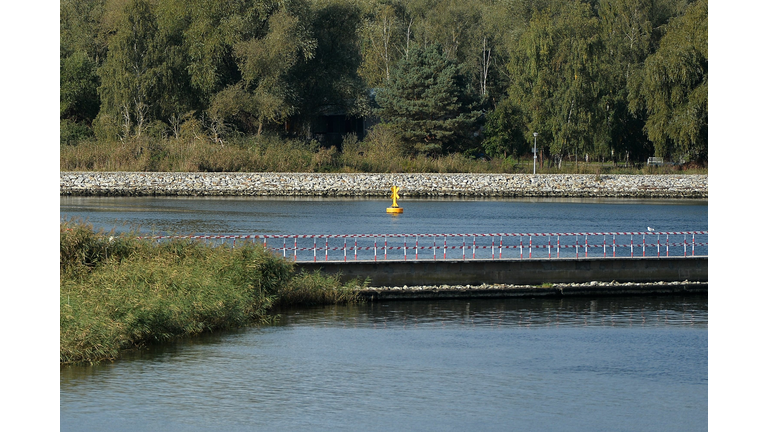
141, 231, 708, 262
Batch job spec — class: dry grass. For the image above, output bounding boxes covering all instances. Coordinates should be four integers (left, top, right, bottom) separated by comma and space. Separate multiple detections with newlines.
60, 129, 706, 175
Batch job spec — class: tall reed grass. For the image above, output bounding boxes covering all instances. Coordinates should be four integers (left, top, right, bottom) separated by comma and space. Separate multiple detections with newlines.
60, 220, 363, 365
61, 127, 704, 174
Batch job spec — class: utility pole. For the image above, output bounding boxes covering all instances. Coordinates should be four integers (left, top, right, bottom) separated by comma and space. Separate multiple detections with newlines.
533, 132, 538, 174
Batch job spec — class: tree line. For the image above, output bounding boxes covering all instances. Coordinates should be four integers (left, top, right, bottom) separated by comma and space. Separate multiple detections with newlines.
61, 0, 707, 165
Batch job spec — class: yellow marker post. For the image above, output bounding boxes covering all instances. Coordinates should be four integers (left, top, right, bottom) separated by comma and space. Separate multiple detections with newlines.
387, 185, 404, 214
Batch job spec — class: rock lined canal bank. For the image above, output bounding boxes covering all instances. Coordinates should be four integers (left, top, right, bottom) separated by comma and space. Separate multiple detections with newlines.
297, 256, 708, 289
356, 280, 707, 301
60, 172, 707, 199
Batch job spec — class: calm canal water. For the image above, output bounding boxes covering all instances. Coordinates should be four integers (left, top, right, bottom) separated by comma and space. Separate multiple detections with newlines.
60, 196, 708, 236
60, 197, 708, 430
61, 296, 707, 431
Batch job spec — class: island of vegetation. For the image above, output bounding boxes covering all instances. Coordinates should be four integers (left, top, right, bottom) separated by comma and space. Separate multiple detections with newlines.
61, 220, 364, 365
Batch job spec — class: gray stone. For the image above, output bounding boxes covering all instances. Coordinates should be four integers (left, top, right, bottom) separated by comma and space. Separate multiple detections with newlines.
60, 172, 708, 199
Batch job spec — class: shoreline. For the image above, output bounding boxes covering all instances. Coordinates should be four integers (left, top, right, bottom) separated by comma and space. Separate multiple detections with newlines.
60, 172, 708, 199
356, 280, 707, 301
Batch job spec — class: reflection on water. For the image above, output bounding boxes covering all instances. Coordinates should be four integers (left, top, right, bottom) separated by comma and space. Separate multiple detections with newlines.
61, 296, 707, 432
276, 295, 707, 329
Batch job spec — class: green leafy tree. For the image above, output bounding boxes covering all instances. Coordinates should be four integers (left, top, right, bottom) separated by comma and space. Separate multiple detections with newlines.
595, 0, 656, 161
419, 0, 478, 61
632, 0, 707, 162
471, 1, 517, 105
357, 0, 407, 88
61, 51, 100, 126
376, 44, 481, 155
481, 98, 526, 158
403, 0, 491, 104
61, 51, 100, 145
505, 0, 603, 167
60, 0, 108, 62
60, 0, 110, 143
151, 0, 204, 126
177, 0, 247, 102
96, 0, 176, 139
288, 0, 367, 135
210, 7, 316, 136
595, 0, 692, 163
57, 0, 706, 166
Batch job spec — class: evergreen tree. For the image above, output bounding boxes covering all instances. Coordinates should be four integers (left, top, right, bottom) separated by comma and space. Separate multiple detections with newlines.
375, 44, 481, 155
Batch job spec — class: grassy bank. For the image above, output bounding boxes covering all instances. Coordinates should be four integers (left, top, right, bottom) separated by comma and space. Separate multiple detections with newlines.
60, 127, 707, 175
60, 220, 363, 365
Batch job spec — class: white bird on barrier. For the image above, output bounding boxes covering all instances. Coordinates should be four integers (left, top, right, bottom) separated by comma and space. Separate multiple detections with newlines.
647, 227, 655, 232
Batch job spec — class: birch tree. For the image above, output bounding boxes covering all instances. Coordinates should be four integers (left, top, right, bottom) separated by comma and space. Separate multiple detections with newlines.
96, 0, 167, 139
633, 0, 707, 162
506, 0, 603, 167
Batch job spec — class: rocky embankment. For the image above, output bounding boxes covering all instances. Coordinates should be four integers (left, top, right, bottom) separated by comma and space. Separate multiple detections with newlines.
357, 280, 707, 300
60, 172, 707, 199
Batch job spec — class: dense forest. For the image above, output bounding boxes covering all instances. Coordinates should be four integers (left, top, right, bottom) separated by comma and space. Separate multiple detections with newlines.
61, 0, 707, 169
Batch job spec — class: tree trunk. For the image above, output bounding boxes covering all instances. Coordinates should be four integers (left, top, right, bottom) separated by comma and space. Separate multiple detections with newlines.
481, 37, 491, 97
575, 147, 579, 171
120, 104, 131, 141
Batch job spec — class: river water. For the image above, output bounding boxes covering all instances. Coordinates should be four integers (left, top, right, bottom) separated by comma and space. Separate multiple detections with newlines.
59, 196, 707, 236
60, 196, 708, 259
60, 197, 708, 430
61, 296, 707, 431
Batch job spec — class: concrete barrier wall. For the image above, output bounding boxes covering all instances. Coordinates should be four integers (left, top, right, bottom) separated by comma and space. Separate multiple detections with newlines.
296, 256, 707, 287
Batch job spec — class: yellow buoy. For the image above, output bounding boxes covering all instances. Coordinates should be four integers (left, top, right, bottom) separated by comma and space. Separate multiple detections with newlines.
387, 185, 404, 214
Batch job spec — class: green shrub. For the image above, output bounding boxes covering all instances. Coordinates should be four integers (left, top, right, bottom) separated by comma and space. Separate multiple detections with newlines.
60, 119, 94, 146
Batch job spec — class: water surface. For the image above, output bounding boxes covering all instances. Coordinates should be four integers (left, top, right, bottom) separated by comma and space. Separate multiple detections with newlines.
60, 197, 708, 430
60, 196, 708, 236
61, 296, 707, 431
